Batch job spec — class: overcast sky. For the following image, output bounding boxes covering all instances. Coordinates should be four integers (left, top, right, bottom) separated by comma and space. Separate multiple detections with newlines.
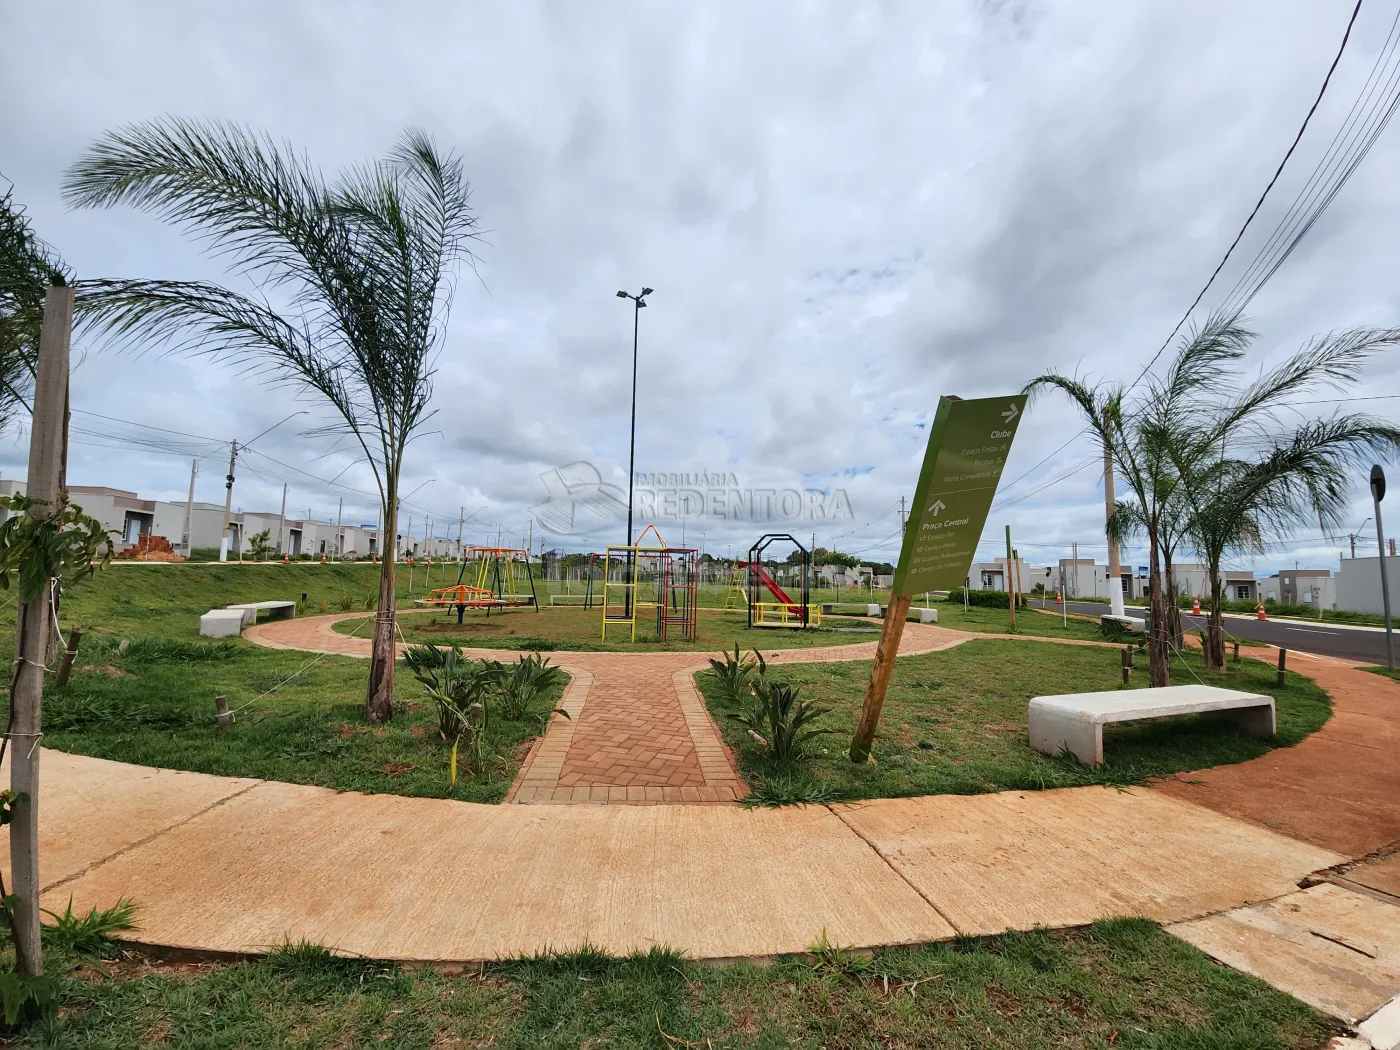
3, 0, 1400, 574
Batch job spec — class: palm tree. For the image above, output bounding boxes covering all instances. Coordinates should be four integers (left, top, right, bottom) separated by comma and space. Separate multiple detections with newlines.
1180, 419, 1400, 671
1028, 315, 1253, 686
0, 177, 71, 436
63, 119, 481, 722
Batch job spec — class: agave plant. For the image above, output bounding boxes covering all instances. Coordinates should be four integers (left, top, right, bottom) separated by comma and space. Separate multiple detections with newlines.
499, 653, 567, 721
732, 678, 835, 763
707, 644, 766, 706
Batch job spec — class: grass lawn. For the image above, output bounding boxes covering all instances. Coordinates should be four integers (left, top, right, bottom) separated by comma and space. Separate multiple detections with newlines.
1362, 665, 1400, 682
335, 604, 889, 652
699, 639, 1332, 804
27, 921, 1338, 1049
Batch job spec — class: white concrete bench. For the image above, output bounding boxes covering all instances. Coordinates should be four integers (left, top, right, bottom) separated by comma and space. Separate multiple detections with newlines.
226, 600, 298, 625
1101, 614, 1145, 633
199, 609, 246, 638
1029, 684, 1275, 766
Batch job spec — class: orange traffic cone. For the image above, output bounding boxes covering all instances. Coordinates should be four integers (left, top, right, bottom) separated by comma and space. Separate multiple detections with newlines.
321, 552, 326, 563
1056, 591, 1063, 605
1257, 602, 1267, 621
1192, 597, 1201, 615
282, 552, 289, 565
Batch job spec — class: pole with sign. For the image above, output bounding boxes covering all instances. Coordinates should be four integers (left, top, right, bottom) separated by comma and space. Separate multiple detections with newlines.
1373, 465, 1394, 670
849, 393, 1027, 762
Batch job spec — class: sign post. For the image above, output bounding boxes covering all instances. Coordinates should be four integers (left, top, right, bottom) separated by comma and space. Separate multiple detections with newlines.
1372, 465, 1394, 670
849, 393, 1027, 762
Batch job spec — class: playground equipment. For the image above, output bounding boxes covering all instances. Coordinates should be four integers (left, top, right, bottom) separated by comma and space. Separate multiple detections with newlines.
745, 534, 821, 628
600, 525, 699, 642
416, 547, 539, 622
723, 561, 748, 610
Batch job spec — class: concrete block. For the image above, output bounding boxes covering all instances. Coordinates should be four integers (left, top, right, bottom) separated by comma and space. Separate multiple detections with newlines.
917, 608, 938, 624
867, 604, 881, 617
227, 600, 297, 622
200, 609, 246, 638
1101, 614, 1145, 633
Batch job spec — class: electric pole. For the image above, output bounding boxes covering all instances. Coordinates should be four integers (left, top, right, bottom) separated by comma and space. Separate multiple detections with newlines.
220, 439, 238, 561
277, 482, 287, 558
899, 496, 906, 532
1104, 446, 1124, 618
335, 497, 343, 560
457, 506, 464, 560
182, 458, 198, 558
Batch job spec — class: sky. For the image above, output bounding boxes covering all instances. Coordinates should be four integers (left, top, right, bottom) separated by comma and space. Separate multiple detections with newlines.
3, 0, 1400, 575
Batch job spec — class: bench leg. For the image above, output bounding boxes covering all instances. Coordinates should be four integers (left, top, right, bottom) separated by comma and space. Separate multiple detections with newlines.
1030, 710, 1103, 766
1203, 703, 1275, 739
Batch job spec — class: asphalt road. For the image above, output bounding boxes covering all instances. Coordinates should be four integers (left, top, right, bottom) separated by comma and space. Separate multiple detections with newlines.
1026, 598, 1395, 666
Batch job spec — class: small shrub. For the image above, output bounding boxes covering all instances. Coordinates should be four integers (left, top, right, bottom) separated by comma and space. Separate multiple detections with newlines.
94, 636, 241, 663
316, 600, 328, 614
499, 654, 566, 721
707, 644, 765, 705
731, 678, 835, 762
337, 594, 355, 612
946, 588, 1025, 609
43, 897, 137, 968
742, 770, 839, 807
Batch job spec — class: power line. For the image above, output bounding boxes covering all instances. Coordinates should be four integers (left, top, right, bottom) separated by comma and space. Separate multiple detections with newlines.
1128, 0, 1366, 390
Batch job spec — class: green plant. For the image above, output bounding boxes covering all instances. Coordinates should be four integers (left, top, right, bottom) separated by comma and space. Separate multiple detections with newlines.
42, 897, 136, 971
316, 600, 328, 614
0, 494, 112, 601
805, 929, 872, 982
707, 644, 764, 705
731, 678, 835, 763
246, 528, 274, 561
500, 653, 566, 721
337, 593, 355, 612
741, 770, 839, 807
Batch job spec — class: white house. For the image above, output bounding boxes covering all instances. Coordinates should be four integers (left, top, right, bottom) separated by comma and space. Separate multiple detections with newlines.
1337, 556, 1400, 615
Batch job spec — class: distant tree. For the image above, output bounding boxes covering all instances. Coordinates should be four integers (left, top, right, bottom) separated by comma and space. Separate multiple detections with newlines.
65, 120, 481, 723
246, 528, 274, 561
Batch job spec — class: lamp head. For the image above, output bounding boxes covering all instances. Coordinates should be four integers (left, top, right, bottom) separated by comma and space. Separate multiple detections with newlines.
616, 290, 629, 298
641, 287, 654, 296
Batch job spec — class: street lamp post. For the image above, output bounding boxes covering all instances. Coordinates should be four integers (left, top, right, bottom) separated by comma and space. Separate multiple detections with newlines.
615, 288, 653, 546
219, 410, 308, 562
1372, 465, 1394, 670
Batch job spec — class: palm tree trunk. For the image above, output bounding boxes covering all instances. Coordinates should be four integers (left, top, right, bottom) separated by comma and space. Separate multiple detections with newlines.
1206, 570, 1226, 672
365, 490, 398, 723
1148, 530, 1171, 688
1163, 551, 1184, 651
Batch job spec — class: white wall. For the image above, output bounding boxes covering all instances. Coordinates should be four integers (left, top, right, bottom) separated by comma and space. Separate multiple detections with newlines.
1338, 556, 1400, 615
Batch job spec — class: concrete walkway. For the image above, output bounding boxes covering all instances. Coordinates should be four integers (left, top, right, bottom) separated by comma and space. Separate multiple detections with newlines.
4, 749, 1339, 964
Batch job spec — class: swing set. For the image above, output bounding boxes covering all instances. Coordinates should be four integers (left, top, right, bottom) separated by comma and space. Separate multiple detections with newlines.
416, 546, 540, 622
599, 525, 699, 642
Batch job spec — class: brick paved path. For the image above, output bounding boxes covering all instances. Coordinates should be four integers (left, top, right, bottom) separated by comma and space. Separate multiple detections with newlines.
246, 612, 1095, 806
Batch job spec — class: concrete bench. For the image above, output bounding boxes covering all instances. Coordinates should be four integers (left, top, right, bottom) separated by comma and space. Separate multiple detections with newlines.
1029, 684, 1275, 766
1101, 614, 1145, 633
199, 609, 247, 638
226, 600, 298, 625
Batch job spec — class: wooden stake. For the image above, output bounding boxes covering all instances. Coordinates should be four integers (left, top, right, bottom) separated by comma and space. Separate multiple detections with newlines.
1277, 647, 1287, 687
849, 592, 912, 762
215, 695, 232, 730
1232, 639, 1240, 664
55, 627, 84, 687
1120, 648, 1131, 685
11, 285, 72, 976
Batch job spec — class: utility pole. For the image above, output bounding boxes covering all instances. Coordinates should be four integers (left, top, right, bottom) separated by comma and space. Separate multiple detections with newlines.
12, 286, 72, 975
528, 518, 533, 558
1104, 446, 1124, 618
1005, 525, 1016, 628
457, 506, 464, 561
182, 458, 198, 557
219, 439, 238, 562
899, 496, 906, 533
1072, 541, 1078, 601
277, 482, 288, 558
335, 497, 343, 560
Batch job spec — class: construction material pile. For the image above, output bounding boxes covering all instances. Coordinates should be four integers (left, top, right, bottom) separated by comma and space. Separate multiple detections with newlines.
114, 535, 185, 561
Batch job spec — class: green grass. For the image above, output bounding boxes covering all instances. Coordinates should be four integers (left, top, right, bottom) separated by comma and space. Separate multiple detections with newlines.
15, 630, 562, 804
700, 639, 1332, 803
1362, 665, 1400, 682
335, 604, 888, 652
21, 921, 1337, 1048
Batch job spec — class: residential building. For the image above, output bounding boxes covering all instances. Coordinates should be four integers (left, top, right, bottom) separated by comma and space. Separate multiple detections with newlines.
1260, 569, 1336, 609
1337, 556, 1400, 615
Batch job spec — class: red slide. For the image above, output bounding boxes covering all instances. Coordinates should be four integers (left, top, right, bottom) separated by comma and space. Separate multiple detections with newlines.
742, 562, 801, 614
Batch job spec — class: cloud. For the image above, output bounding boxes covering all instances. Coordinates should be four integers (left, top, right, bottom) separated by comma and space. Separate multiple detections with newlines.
2, 0, 1397, 568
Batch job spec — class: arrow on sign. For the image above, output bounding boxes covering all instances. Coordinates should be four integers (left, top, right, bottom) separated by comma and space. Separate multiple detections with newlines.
1001, 403, 1019, 423
927, 499, 945, 515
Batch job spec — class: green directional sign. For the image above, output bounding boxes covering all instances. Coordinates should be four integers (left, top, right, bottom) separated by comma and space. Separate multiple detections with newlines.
891, 393, 1028, 595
